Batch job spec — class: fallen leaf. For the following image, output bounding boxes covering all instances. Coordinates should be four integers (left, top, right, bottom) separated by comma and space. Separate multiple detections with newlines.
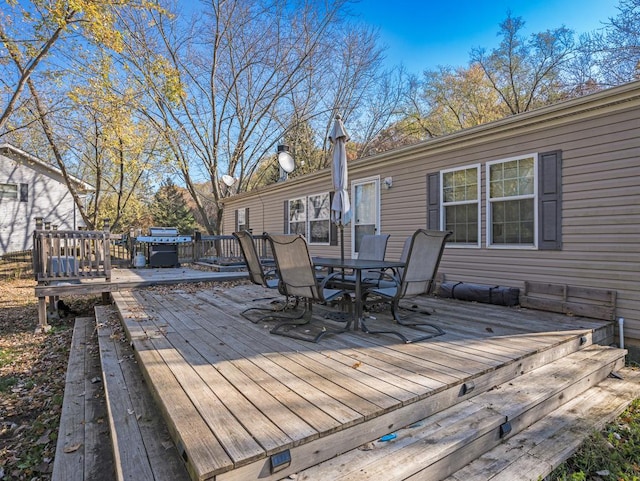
63, 443, 82, 453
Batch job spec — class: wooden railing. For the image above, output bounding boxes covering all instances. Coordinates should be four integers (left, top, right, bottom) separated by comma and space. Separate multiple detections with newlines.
33, 228, 112, 283
32, 220, 273, 282
181, 233, 271, 264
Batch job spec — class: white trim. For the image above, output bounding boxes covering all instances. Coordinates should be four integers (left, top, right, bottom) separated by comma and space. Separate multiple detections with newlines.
287, 196, 307, 235
351, 175, 381, 258
0, 143, 94, 192
307, 191, 331, 245
485, 153, 538, 249
285, 191, 331, 244
440, 163, 481, 248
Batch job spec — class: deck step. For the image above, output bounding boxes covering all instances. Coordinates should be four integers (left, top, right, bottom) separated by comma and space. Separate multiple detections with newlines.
52, 317, 115, 481
289, 345, 627, 481
95, 305, 190, 481
445, 366, 640, 481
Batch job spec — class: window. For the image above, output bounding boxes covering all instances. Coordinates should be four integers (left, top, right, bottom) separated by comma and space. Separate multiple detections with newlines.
19, 183, 28, 202
428, 151, 560, 250
441, 165, 480, 246
487, 154, 536, 247
286, 193, 331, 244
0, 183, 18, 200
288, 197, 306, 235
307, 193, 330, 244
236, 208, 248, 232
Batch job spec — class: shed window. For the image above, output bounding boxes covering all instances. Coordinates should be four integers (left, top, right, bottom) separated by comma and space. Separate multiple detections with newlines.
487, 155, 536, 247
441, 165, 480, 246
0, 183, 18, 200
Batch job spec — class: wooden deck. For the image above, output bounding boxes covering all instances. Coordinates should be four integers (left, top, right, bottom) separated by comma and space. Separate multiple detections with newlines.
35, 266, 248, 329
109, 282, 615, 481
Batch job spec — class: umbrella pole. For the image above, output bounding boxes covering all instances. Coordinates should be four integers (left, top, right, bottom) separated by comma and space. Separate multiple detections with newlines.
340, 224, 345, 281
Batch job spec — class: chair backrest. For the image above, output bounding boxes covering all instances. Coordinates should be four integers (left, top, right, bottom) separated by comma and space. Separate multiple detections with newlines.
233, 230, 268, 287
358, 234, 390, 261
358, 234, 390, 280
399, 229, 452, 299
267, 233, 322, 301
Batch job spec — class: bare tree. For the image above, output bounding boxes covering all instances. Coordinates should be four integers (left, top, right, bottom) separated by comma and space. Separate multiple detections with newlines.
470, 12, 575, 114
115, 0, 396, 234
576, 0, 640, 87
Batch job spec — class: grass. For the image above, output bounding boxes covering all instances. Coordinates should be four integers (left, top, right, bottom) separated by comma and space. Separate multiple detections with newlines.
547, 393, 640, 481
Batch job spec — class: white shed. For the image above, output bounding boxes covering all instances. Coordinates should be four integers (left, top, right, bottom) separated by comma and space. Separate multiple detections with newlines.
0, 143, 94, 255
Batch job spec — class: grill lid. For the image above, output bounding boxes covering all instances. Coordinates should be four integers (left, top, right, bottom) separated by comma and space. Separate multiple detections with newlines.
149, 227, 179, 236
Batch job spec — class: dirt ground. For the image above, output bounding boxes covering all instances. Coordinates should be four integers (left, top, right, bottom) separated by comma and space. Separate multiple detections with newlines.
0, 279, 98, 480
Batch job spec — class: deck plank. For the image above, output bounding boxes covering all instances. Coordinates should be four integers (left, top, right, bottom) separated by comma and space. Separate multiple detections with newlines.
174, 299, 366, 427
131, 336, 235, 480
52, 317, 89, 481
132, 291, 319, 455
95, 305, 190, 481
97, 317, 157, 480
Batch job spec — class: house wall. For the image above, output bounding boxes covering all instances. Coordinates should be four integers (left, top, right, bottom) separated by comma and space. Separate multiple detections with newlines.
222, 82, 640, 350
0, 151, 79, 254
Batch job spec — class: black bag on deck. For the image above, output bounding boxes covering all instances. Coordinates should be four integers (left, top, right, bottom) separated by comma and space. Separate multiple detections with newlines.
438, 282, 520, 307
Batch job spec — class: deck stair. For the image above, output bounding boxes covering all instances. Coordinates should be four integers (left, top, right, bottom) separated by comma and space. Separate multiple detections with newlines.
290, 345, 636, 481
94, 305, 190, 481
52, 317, 114, 481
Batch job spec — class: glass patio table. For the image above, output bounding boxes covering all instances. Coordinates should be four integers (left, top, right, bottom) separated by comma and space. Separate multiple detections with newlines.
313, 257, 405, 330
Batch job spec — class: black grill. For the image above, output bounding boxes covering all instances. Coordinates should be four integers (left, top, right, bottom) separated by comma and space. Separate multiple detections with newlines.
136, 227, 191, 268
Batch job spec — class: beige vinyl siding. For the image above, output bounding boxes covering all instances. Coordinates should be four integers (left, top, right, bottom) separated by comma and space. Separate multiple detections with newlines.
223, 82, 640, 347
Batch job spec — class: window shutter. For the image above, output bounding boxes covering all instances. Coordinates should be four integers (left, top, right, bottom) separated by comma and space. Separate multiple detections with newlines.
245, 207, 250, 232
283, 200, 289, 233
329, 192, 337, 246
19, 183, 28, 202
427, 173, 440, 229
538, 150, 562, 250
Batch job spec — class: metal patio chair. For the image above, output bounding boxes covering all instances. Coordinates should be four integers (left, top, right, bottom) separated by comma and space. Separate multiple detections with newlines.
342, 233, 390, 286
361, 229, 452, 343
266, 233, 352, 343
233, 230, 298, 323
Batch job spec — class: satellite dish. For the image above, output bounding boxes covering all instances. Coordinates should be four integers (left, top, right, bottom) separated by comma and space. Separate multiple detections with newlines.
222, 175, 236, 187
277, 149, 295, 174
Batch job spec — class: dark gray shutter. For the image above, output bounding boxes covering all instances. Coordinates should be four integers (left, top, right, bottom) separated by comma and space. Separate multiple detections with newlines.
329, 192, 337, 246
245, 207, 250, 232
283, 200, 289, 233
427, 173, 440, 229
538, 150, 562, 250
19, 183, 28, 202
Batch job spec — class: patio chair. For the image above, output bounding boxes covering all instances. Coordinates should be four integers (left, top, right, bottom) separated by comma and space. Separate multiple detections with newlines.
266, 233, 352, 342
343, 233, 391, 285
361, 229, 452, 343
233, 230, 297, 323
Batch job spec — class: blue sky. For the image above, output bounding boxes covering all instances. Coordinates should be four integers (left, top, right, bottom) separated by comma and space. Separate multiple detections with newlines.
348, 0, 620, 74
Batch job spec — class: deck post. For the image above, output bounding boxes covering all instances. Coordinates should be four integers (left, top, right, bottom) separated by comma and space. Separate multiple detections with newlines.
37, 297, 50, 332
103, 219, 112, 281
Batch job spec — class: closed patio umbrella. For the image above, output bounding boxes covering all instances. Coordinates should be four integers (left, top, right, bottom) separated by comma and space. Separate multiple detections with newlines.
330, 114, 351, 265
